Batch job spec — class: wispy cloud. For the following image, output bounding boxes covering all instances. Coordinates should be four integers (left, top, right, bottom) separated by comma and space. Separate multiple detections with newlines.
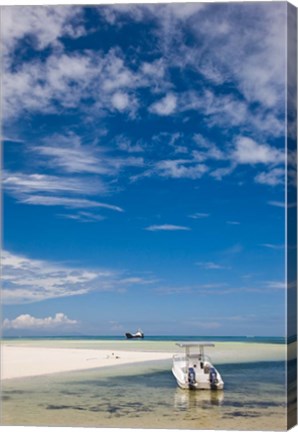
145, 224, 191, 232
59, 211, 106, 223
3, 171, 123, 212
226, 221, 240, 225
152, 160, 208, 180
222, 244, 243, 255
3, 313, 78, 329
184, 313, 258, 329
3, 171, 105, 196
34, 136, 110, 175
189, 212, 210, 219
265, 281, 285, 290
261, 243, 284, 250
22, 196, 124, 211
2, 250, 153, 304
268, 201, 296, 209
116, 135, 144, 153
34, 133, 144, 175
268, 200, 285, 208
255, 168, 284, 186
155, 280, 286, 297
193, 133, 225, 161
196, 261, 228, 270
186, 320, 222, 329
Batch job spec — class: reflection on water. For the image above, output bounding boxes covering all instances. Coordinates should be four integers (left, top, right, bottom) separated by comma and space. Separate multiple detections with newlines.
174, 388, 224, 410
2, 361, 287, 430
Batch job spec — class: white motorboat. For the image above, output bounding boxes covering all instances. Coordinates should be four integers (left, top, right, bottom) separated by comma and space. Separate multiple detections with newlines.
172, 342, 224, 390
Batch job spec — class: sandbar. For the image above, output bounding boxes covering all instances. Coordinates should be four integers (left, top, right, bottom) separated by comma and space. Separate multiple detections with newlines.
1, 340, 288, 380
1, 345, 172, 380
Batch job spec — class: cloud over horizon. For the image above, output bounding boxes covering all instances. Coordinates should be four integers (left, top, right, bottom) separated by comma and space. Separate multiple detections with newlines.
3, 313, 78, 329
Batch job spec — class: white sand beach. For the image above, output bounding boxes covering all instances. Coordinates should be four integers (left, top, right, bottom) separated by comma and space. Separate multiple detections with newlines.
1, 345, 172, 380
1, 340, 288, 380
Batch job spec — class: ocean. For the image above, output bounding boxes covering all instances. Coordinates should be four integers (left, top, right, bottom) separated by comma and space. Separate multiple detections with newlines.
1, 337, 293, 430
2, 335, 288, 343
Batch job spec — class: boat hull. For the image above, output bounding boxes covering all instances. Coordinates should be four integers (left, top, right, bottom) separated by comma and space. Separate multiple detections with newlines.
172, 357, 224, 391
172, 367, 224, 390
125, 332, 144, 339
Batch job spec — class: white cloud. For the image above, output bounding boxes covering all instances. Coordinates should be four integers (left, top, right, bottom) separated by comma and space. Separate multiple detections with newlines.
267, 200, 285, 208
166, 3, 205, 20
3, 171, 104, 196
2, 46, 169, 121
3, 51, 99, 119
18, 196, 124, 211
1, 6, 85, 56
232, 137, 284, 165
2, 3, 288, 203
151, 4, 285, 136
265, 281, 285, 290
255, 168, 284, 186
111, 92, 131, 112
34, 135, 111, 175
34, 133, 144, 176
193, 133, 225, 161
226, 221, 240, 225
3, 313, 78, 329
189, 213, 209, 219
209, 165, 236, 181
2, 250, 155, 304
145, 224, 191, 232
116, 136, 144, 153
3, 171, 123, 212
59, 211, 106, 223
261, 244, 284, 250
154, 159, 208, 179
3, 3, 286, 146
149, 93, 177, 116
196, 261, 227, 270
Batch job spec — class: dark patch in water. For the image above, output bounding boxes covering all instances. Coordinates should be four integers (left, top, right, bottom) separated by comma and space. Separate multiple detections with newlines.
4, 390, 29, 395
46, 404, 86, 411
1, 395, 11, 401
224, 411, 260, 418
125, 402, 144, 408
60, 390, 79, 396
46, 405, 72, 410
107, 405, 121, 414
223, 400, 283, 409
69, 370, 175, 390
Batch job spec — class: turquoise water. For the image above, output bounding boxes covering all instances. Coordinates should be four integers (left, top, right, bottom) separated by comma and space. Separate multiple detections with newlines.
2, 335, 288, 343
2, 359, 287, 430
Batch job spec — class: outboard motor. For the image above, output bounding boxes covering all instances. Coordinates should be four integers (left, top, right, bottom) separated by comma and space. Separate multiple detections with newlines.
188, 367, 196, 386
209, 367, 217, 387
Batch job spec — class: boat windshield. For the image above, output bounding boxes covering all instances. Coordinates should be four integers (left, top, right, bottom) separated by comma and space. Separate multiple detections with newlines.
173, 342, 215, 364
173, 353, 212, 363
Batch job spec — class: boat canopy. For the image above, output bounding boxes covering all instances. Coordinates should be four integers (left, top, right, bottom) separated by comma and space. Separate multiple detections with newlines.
175, 342, 215, 359
176, 342, 215, 348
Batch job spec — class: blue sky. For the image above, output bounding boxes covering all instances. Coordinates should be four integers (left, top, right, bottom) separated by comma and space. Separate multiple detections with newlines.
1, 2, 289, 336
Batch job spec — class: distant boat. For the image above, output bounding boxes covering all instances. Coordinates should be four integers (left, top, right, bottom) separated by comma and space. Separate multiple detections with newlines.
172, 342, 224, 390
125, 329, 144, 339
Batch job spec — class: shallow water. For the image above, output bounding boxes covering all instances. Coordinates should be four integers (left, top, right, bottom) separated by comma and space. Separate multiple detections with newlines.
1, 360, 286, 430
